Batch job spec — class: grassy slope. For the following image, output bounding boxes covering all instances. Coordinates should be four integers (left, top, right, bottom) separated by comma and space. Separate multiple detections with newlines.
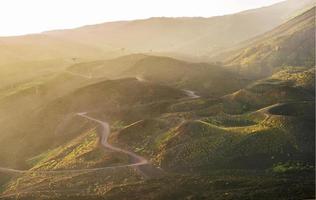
223, 67, 315, 113
219, 7, 315, 77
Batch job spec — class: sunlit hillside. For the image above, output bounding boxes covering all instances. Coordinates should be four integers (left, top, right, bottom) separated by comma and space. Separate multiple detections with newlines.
218, 7, 315, 77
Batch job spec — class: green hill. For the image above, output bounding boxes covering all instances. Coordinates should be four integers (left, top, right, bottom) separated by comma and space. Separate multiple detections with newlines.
223, 67, 315, 113
220, 7, 315, 77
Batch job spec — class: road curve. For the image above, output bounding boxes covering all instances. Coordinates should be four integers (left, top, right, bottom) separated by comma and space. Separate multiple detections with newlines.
78, 112, 149, 166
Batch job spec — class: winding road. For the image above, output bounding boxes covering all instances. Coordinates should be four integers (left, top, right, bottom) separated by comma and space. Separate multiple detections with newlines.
0, 113, 149, 175
0, 88, 199, 175
0, 71, 200, 198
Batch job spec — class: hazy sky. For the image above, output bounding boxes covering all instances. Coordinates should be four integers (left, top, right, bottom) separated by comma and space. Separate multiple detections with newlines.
0, 0, 285, 36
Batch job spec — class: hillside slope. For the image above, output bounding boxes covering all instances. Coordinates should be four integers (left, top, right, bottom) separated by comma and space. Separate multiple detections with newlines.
223, 67, 315, 113
0, 77, 184, 169
219, 7, 315, 77
68, 55, 249, 97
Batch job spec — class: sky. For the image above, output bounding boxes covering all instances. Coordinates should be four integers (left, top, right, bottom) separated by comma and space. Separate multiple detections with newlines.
0, 0, 285, 36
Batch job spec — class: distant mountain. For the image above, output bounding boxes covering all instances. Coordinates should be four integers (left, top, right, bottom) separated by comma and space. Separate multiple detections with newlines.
0, 34, 124, 66
46, 0, 314, 59
0, 0, 313, 66
217, 7, 315, 77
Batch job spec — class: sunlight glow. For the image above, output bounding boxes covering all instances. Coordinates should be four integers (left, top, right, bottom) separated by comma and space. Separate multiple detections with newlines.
0, 0, 285, 36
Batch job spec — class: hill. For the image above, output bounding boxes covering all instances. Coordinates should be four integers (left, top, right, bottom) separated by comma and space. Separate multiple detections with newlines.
218, 7, 315, 77
0, 77, 184, 169
68, 54, 249, 97
223, 67, 315, 113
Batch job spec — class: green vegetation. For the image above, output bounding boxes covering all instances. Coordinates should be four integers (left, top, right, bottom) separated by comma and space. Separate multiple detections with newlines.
222, 7, 315, 77
272, 162, 314, 174
223, 67, 315, 113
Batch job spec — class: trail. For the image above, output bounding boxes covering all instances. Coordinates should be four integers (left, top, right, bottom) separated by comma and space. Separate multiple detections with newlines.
182, 89, 200, 99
